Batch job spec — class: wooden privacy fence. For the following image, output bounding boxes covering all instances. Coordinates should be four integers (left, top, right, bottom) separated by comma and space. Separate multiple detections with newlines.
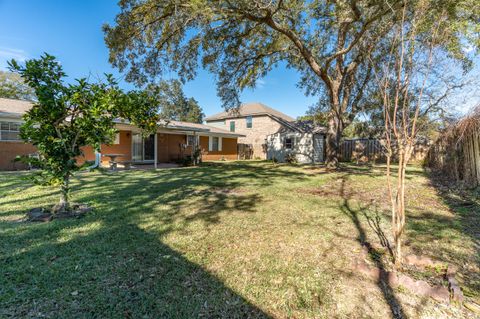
340, 139, 385, 163
426, 108, 480, 188
340, 138, 431, 163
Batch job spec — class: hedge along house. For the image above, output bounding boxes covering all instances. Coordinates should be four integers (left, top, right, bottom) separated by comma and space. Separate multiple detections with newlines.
0, 98, 244, 170
266, 120, 326, 164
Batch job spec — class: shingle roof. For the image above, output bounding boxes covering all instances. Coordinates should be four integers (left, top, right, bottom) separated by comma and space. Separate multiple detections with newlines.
0, 98, 243, 137
205, 102, 295, 122
0, 98, 33, 116
290, 120, 327, 134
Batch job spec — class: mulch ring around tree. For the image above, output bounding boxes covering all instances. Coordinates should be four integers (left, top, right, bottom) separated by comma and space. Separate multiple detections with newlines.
26, 204, 92, 222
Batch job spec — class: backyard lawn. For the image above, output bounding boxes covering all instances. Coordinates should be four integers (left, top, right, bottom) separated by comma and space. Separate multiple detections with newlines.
0, 161, 478, 318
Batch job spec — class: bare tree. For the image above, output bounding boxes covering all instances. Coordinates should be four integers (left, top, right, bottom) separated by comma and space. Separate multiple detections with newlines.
371, 0, 479, 266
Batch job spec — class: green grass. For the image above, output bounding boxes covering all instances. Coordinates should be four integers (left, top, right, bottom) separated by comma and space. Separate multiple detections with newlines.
0, 161, 478, 318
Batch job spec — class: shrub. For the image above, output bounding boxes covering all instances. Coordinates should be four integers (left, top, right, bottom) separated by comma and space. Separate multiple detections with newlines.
285, 153, 298, 164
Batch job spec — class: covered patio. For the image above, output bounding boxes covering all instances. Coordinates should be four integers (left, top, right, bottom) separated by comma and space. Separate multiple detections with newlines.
80, 120, 244, 169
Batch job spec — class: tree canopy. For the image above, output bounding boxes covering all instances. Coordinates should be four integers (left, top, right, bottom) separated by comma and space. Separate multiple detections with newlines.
154, 79, 204, 123
0, 70, 36, 101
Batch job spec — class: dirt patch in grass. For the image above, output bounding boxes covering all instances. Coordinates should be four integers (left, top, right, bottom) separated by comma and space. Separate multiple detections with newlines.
298, 175, 389, 209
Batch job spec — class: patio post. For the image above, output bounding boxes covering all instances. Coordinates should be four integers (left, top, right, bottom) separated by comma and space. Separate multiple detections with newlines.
154, 132, 158, 169
192, 131, 197, 165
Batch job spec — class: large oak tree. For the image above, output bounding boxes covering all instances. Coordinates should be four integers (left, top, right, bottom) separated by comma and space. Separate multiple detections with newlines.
104, 0, 402, 167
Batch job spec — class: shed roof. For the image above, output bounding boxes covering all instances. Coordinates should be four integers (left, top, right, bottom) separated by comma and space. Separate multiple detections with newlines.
290, 120, 327, 134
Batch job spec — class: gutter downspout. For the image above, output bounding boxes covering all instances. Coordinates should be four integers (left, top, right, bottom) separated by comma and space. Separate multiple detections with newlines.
88, 151, 101, 170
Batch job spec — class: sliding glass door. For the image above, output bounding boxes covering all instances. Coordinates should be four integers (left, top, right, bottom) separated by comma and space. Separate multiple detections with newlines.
132, 133, 155, 162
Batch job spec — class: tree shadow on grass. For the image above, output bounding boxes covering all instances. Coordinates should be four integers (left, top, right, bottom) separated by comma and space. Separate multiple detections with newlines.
337, 175, 407, 319
1, 219, 271, 318
420, 172, 480, 301
1, 161, 308, 317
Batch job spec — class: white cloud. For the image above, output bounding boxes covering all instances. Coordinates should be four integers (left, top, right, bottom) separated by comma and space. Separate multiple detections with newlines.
257, 79, 266, 89
0, 47, 28, 60
0, 47, 29, 70
463, 44, 475, 54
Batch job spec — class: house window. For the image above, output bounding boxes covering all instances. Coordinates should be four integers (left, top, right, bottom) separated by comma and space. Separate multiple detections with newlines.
113, 133, 120, 144
246, 116, 252, 128
230, 121, 235, 132
0, 121, 21, 141
187, 135, 195, 146
211, 136, 219, 151
285, 136, 294, 149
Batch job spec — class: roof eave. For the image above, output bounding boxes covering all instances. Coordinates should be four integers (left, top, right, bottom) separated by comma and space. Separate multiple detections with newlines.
0, 112, 23, 119
199, 132, 246, 138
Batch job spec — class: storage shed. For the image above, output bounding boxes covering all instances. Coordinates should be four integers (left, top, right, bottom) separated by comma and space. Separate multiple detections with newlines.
266, 120, 326, 164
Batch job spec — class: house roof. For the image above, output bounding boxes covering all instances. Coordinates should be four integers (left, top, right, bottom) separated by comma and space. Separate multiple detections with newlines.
0, 97, 33, 117
205, 102, 295, 122
0, 98, 243, 137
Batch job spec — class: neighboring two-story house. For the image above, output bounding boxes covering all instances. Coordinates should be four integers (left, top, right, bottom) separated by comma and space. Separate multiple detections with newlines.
204, 103, 296, 159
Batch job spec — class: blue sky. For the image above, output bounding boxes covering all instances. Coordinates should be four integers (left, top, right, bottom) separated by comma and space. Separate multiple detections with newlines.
0, 1, 478, 118
0, 0, 317, 118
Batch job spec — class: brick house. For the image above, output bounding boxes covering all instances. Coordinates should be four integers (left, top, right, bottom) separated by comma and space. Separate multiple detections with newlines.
0, 98, 244, 170
204, 102, 296, 159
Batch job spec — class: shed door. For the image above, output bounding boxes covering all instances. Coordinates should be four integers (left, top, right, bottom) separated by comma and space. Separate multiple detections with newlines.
313, 134, 324, 163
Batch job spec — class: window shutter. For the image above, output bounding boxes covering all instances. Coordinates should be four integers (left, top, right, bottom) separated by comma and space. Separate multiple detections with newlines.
208, 136, 213, 151
218, 137, 222, 151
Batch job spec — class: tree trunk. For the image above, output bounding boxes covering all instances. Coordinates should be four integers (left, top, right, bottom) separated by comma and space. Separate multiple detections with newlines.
393, 143, 414, 268
325, 115, 343, 169
54, 175, 70, 213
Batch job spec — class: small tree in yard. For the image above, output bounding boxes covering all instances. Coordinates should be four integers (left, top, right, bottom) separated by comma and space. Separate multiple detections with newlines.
372, 0, 479, 266
9, 54, 160, 214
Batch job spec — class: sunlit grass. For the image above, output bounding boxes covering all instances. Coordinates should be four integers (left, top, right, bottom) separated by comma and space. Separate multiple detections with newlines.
0, 161, 478, 318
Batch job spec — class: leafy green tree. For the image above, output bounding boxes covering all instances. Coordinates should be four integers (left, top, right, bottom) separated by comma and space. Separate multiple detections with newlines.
104, 0, 404, 167
9, 54, 160, 213
154, 79, 204, 123
0, 70, 36, 101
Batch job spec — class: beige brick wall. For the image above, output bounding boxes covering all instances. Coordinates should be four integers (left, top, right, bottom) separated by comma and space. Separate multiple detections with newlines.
207, 115, 284, 159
